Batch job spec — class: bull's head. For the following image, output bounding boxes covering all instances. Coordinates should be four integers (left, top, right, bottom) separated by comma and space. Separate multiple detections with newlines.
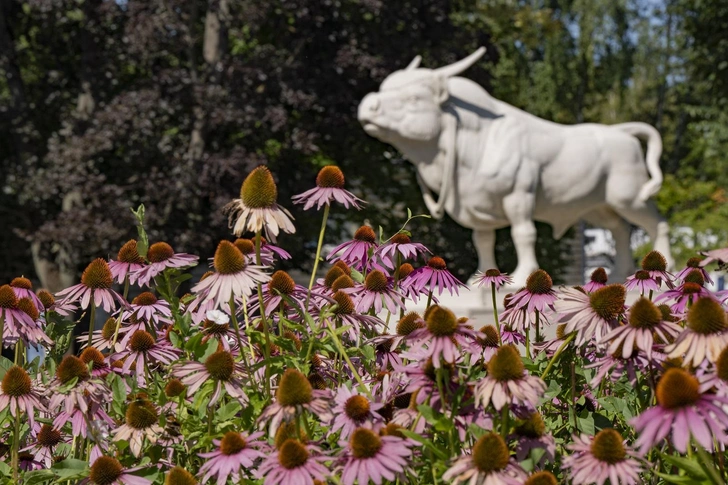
358, 47, 486, 144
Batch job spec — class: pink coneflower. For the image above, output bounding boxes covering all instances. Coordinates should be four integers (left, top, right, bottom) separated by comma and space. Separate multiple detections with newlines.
675, 256, 713, 285
562, 429, 643, 485
292, 165, 365, 211
224, 165, 295, 241
500, 324, 526, 346
200, 313, 242, 352
404, 305, 481, 367
109, 240, 146, 284
470, 325, 500, 364
640, 250, 675, 289
258, 369, 333, 435
511, 411, 555, 466
112, 397, 164, 457
114, 330, 179, 386
507, 270, 557, 314
554, 285, 626, 347
375, 232, 429, 270
36, 288, 76, 317
632, 367, 728, 454
602, 297, 682, 360
401, 256, 466, 297
84, 317, 122, 352
257, 439, 328, 485
321, 291, 384, 341
370, 311, 424, 351
700, 247, 728, 269
56, 258, 128, 312
0, 285, 40, 347
350, 270, 405, 315
192, 240, 270, 306
523, 471, 559, 485
583, 267, 609, 293
15, 296, 52, 347
233, 237, 291, 267
10, 277, 43, 311
252, 270, 319, 316
327, 225, 379, 271
22, 424, 65, 468
665, 297, 728, 367
85, 455, 151, 485
0, 365, 46, 427
123, 291, 172, 327
340, 428, 412, 485
654, 269, 712, 313
330, 386, 385, 439
391, 392, 428, 434
473, 268, 513, 290
372, 336, 403, 370
131, 242, 198, 287
80, 346, 114, 379
198, 431, 268, 484
172, 350, 248, 407
474, 345, 546, 411
443, 433, 527, 485
624, 270, 661, 294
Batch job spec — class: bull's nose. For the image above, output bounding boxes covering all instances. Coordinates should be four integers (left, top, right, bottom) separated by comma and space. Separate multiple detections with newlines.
368, 97, 380, 112
358, 93, 380, 121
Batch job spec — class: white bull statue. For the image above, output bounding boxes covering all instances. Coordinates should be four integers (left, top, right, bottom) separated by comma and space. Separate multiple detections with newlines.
357, 47, 673, 286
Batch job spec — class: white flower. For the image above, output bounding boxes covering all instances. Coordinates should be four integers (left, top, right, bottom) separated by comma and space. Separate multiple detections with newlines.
206, 310, 230, 325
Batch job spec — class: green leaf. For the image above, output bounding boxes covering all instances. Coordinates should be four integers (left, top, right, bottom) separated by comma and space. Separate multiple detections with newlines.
655, 472, 710, 485
22, 470, 56, 485
659, 453, 708, 479
130, 204, 149, 259
218, 401, 243, 421
111, 373, 127, 415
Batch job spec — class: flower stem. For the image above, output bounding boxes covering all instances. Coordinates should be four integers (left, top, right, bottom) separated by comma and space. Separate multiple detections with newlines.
534, 310, 540, 343
307, 204, 330, 297
0, 315, 4, 355
87, 302, 96, 348
540, 333, 576, 380
425, 290, 433, 311
11, 411, 20, 482
254, 231, 272, 400
491, 283, 501, 345
324, 319, 371, 398
228, 295, 245, 357
525, 328, 531, 360
500, 405, 509, 439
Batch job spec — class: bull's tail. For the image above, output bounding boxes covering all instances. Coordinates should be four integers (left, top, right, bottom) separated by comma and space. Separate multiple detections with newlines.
612, 122, 664, 202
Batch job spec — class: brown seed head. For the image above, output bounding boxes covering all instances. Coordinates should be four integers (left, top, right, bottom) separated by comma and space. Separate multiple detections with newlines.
37, 290, 55, 309
487, 345, 525, 382
241, 166, 278, 208
234, 238, 255, 255
526, 270, 553, 294
276, 369, 313, 406
1, 366, 32, 397
365, 270, 388, 292
147, 242, 175, 263
590, 267, 608, 284
117, 240, 144, 264
125, 399, 158, 429
687, 297, 727, 335
354, 226, 376, 243
642, 251, 667, 271
426, 256, 447, 270
0, 285, 18, 309
628, 298, 662, 329
331, 274, 355, 292
589, 428, 627, 464
80, 347, 106, 370
589, 284, 626, 321
214, 241, 246, 275
81, 259, 113, 289
472, 433, 510, 473
316, 165, 345, 188
165, 378, 186, 398
129, 330, 156, 353
204, 351, 235, 381
269, 271, 295, 295
398, 263, 414, 278
425, 305, 458, 336
396, 312, 423, 336
37, 425, 62, 448
684, 269, 705, 286
390, 232, 411, 245
278, 439, 309, 469
165, 466, 197, 485
17, 297, 39, 321
344, 395, 371, 422
514, 412, 546, 438
524, 471, 558, 485
220, 431, 247, 455
132, 292, 158, 306
324, 267, 345, 288
89, 456, 123, 485
332, 291, 355, 315
56, 355, 89, 384
10, 277, 32, 290
350, 428, 383, 459
656, 368, 700, 409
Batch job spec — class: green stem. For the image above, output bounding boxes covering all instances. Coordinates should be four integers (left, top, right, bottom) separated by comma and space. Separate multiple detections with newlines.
695, 443, 723, 485
255, 231, 272, 400
0, 315, 4, 356
14, 340, 23, 366
500, 405, 509, 439
109, 276, 130, 352
11, 411, 20, 482
540, 333, 576, 379
525, 328, 531, 360
229, 295, 245, 357
535, 310, 540, 343
207, 407, 214, 438
425, 290, 433, 311
307, 205, 330, 297
491, 283, 501, 345
87, 302, 96, 348
324, 319, 371, 398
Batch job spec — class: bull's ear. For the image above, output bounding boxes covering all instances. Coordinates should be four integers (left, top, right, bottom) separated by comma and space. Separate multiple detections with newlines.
405, 55, 422, 70
434, 75, 449, 104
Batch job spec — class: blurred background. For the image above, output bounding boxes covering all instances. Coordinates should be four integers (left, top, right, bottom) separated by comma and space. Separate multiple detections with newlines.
1, 0, 727, 290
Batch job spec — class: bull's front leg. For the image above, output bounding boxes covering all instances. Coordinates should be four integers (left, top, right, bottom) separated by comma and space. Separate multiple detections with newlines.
467, 228, 497, 286
503, 191, 539, 287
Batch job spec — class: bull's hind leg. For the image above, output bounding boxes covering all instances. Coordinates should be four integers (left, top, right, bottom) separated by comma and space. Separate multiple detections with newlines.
503, 191, 539, 287
583, 207, 633, 282
611, 201, 674, 270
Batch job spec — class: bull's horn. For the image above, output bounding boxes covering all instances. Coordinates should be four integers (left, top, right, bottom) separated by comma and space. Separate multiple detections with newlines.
405, 55, 422, 70
435, 47, 486, 78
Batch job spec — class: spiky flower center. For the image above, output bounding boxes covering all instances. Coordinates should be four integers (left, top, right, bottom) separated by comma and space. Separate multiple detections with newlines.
332, 291, 355, 315
382, 422, 405, 438
101, 318, 116, 340
634, 270, 651, 280
214, 241, 246, 275
657, 368, 700, 409
686, 257, 702, 268
80, 347, 106, 370
316, 165, 345, 188
687, 297, 727, 335
344, 395, 371, 422
590, 429, 627, 464
57, 356, 89, 384
204, 351, 235, 381
81, 259, 113, 289
37, 425, 62, 447
324, 267, 345, 288
269, 271, 295, 295
277, 369, 313, 406
427, 256, 447, 270
642, 251, 667, 271
353, 226, 376, 243
376, 338, 394, 354
220, 432, 247, 455
683, 269, 705, 286
241, 166, 278, 208
308, 372, 327, 390
526, 270, 553, 294
37, 290, 54, 309
129, 331, 156, 353
397, 312, 423, 336
147, 242, 175, 263
478, 326, 499, 347
524, 471, 558, 485
165, 379, 186, 398
556, 324, 567, 339
590, 267, 608, 284
350, 428, 383, 459
17, 297, 39, 321
589, 284, 626, 321
472, 433, 510, 473
716, 347, 728, 383
365, 270, 388, 292
118, 240, 144, 264
10, 277, 32, 290
89, 456, 123, 485
275, 422, 304, 449
485, 269, 502, 277
398, 263, 414, 278
515, 412, 546, 438
628, 298, 661, 329
426, 305, 458, 337
683, 282, 703, 294
165, 466, 197, 485
391, 232, 411, 244
0, 285, 18, 309
278, 439, 309, 469
334, 260, 351, 275
133, 292, 158, 306
487, 345, 525, 382
234, 239, 255, 255
1, 366, 32, 397
284, 331, 302, 351
331, 274, 354, 291
126, 400, 158, 429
